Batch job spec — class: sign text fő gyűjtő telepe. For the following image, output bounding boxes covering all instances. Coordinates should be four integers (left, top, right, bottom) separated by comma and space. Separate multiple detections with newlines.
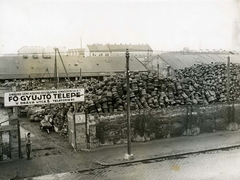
4, 89, 84, 106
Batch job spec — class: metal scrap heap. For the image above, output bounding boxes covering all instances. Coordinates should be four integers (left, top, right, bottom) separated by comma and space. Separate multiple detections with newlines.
5, 62, 240, 134
80, 62, 240, 114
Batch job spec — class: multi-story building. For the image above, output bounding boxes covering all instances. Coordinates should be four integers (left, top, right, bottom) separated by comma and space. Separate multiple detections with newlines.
84, 44, 153, 57
84, 44, 110, 57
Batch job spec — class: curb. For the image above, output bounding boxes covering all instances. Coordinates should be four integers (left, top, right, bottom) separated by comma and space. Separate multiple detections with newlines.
96, 143, 240, 166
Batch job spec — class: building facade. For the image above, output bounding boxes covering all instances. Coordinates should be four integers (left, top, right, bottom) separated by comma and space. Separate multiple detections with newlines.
68, 48, 85, 57
84, 44, 110, 57
0, 55, 148, 80
84, 44, 153, 57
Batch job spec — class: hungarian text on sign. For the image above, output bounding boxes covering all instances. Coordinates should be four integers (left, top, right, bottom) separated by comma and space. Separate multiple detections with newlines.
4, 88, 84, 106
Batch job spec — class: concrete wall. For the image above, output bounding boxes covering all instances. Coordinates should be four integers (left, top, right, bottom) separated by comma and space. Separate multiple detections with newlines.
91, 102, 235, 147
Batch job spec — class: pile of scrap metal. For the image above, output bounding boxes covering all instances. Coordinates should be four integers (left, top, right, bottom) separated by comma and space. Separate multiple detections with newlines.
28, 104, 71, 134
4, 62, 240, 133
80, 62, 240, 114
0, 79, 45, 91
7, 62, 240, 114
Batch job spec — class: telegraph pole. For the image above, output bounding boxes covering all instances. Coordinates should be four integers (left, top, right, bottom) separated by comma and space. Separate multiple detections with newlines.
125, 49, 134, 160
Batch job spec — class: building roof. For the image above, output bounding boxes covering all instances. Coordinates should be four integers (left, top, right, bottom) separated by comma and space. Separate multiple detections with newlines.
68, 48, 85, 52
0, 55, 147, 79
18, 46, 67, 55
18, 46, 44, 54
158, 53, 240, 69
136, 55, 157, 63
44, 46, 67, 54
87, 44, 110, 52
86, 44, 153, 52
107, 44, 153, 52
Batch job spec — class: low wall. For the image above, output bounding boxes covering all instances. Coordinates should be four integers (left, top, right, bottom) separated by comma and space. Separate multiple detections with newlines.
91, 102, 237, 147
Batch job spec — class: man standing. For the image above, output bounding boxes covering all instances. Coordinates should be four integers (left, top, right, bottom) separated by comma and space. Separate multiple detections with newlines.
26, 132, 32, 160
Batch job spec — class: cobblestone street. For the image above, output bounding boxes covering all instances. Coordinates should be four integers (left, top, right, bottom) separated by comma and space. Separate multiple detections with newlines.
31, 148, 240, 180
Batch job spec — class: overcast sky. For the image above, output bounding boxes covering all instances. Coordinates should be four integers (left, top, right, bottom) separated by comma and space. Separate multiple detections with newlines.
0, 0, 236, 54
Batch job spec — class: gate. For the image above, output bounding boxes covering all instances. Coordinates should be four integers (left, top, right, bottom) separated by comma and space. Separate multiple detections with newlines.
0, 118, 22, 161
67, 112, 88, 151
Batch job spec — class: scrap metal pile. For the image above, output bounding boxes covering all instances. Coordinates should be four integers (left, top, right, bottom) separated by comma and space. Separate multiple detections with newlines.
4, 62, 240, 134
28, 103, 74, 134
80, 62, 240, 114
17, 62, 240, 116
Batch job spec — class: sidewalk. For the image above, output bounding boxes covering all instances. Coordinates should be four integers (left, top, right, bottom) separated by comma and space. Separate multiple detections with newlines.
1, 130, 240, 179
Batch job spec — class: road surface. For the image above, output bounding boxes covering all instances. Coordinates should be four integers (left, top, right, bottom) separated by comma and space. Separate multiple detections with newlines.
31, 147, 240, 180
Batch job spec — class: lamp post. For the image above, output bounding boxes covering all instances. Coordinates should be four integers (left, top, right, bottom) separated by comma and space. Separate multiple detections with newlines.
125, 49, 134, 160
226, 54, 235, 124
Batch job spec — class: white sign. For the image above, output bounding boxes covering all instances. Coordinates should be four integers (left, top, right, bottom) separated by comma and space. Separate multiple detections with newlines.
4, 88, 84, 107
75, 113, 85, 124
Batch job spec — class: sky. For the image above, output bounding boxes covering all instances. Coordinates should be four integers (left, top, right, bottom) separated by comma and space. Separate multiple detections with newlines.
0, 0, 237, 54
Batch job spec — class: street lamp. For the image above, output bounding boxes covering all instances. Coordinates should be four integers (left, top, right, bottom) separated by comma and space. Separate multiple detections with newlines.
124, 49, 134, 160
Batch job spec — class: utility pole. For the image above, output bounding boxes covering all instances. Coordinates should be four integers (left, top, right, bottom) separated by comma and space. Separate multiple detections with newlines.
227, 56, 232, 124
56, 48, 70, 81
227, 56, 230, 104
80, 37, 82, 49
124, 49, 134, 160
80, 68, 82, 81
54, 48, 58, 89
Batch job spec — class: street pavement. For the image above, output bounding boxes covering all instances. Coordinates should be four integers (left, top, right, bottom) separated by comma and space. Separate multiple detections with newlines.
1, 129, 240, 179
30, 147, 240, 180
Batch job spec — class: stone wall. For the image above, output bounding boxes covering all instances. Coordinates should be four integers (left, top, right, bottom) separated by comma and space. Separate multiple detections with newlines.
92, 102, 236, 147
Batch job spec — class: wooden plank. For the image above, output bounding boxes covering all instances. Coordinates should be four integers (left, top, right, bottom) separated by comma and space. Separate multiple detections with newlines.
0, 125, 17, 132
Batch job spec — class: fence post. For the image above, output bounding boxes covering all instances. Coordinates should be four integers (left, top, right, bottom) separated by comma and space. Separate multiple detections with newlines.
17, 119, 22, 158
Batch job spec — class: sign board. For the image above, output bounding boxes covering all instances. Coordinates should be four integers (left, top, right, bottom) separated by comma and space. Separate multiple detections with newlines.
4, 88, 84, 107
75, 113, 85, 124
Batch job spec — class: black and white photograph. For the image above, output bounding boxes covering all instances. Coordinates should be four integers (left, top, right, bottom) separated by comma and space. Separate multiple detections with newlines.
0, 0, 240, 179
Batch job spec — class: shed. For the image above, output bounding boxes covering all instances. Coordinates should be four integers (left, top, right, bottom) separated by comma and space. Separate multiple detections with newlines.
0, 55, 148, 80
